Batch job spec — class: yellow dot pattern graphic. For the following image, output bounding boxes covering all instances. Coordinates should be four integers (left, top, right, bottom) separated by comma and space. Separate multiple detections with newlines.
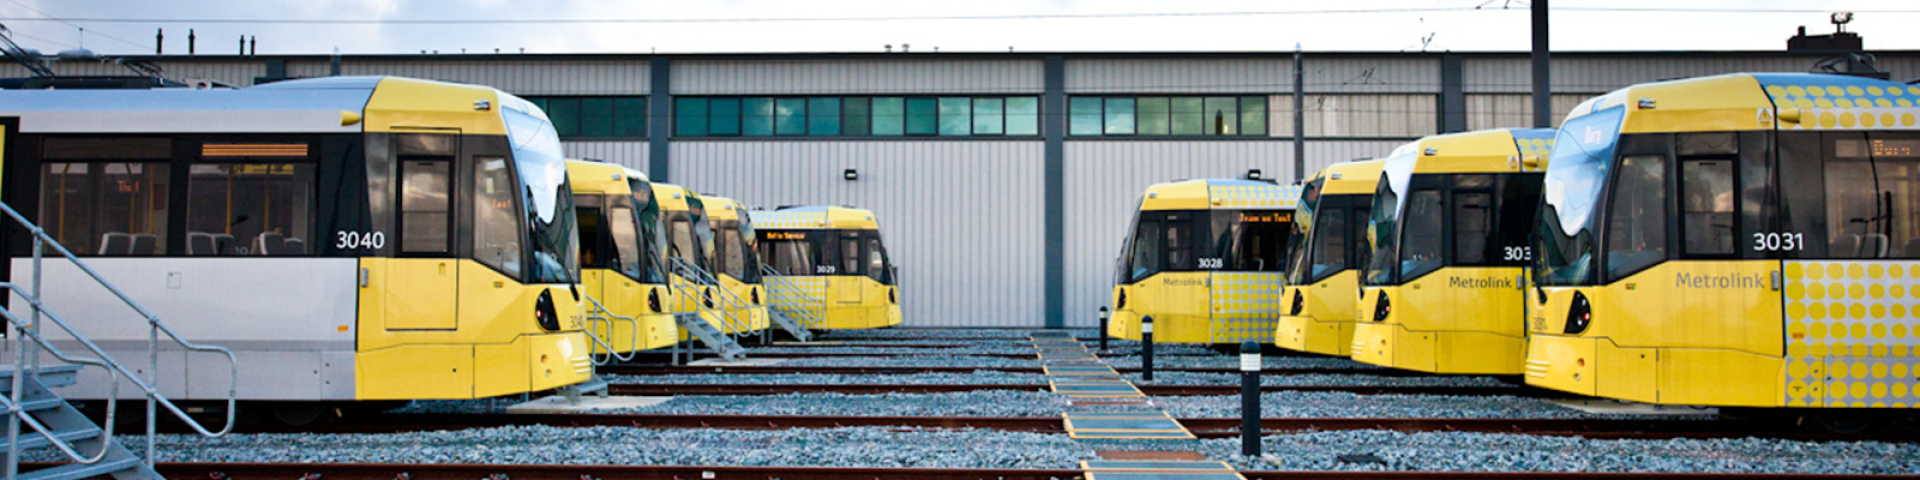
1209, 272, 1283, 343
1783, 260, 1920, 408
1208, 183, 1301, 210
750, 210, 832, 229
1763, 78, 1920, 132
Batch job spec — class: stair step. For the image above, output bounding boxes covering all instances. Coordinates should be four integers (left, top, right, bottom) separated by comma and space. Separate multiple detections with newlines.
0, 424, 102, 452
0, 365, 85, 391
20, 456, 145, 480
18, 397, 68, 412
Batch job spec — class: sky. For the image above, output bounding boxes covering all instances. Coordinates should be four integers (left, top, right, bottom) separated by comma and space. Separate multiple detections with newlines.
1, 0, 1917, 56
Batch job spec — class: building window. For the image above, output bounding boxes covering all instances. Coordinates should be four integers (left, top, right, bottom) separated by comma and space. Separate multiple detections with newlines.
672, 95, 1042, 138
525, 96, 646, 138
1067, 95, 1267, 137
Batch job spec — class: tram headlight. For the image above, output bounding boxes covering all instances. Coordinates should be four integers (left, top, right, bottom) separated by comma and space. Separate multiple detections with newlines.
1289, 289, 1304, 316
648, 288, 663, 313
703, 288, 716, 309
888, 288, 897, 304
534, 289, 561, 332
1564, 291, 1592, 335
1372, 292, 1391, 322
751, 288, 761, 305
1117, 289, 1128, 310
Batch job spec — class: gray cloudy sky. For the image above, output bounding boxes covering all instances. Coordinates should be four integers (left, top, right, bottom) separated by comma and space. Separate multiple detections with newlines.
3, 0, 1917, 56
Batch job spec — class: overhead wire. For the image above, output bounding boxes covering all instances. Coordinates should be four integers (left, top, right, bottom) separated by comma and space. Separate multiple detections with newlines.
1, 0, 154, 51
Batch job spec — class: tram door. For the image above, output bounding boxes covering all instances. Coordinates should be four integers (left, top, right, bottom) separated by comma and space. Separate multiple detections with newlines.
384, 136, 459, 330
834, 232, 863, 304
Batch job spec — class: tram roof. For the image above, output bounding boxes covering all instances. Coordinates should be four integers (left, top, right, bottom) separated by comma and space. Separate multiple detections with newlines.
0, 76, 529, 136
1563, 72, 1920, 135
1312, 159, 1389, 196
751, 206, 881, 230
650, 182, 701, 212
704, 196, 747, 221
565, 159, 640, 195
1385, 128, 1556, 175
1139, 179, 1300, 212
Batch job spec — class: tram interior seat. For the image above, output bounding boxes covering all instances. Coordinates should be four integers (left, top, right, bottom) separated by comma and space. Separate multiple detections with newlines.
1832, 234, 1860, 258
1862, 233, 1890, 258
187, 232, 238, 256
284, 238, 306, 255
98, 232, 132, 255
130, 234, 157, 255
1904, 238, 1920, 258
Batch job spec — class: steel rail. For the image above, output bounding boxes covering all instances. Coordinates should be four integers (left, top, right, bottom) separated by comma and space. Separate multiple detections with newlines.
597, 365, 1427, 376
603, 383, 1552, 397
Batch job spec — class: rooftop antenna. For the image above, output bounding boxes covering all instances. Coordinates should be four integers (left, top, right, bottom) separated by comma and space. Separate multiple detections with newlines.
885, 44, 892, 52
1832, 11, 1853, 33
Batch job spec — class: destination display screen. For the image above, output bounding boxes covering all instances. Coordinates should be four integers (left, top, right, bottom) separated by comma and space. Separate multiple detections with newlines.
1836, 138, 1920, 158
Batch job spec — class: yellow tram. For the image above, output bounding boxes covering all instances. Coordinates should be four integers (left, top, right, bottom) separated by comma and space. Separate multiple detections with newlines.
1350, 129, 1554, 374
1274, 159, 1387, 356
703, 196, 771, 333
752, 206, 902, 330
1529, 73, 1920, 411
0, 76, 591, 407
567, 160, 679, 354
1109, 179, 1300, 343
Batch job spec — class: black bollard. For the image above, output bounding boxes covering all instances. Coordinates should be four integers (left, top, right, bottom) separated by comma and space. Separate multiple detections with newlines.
1098, 307, 1110, 353
1141, 316, 1155, 382
1240, 340, 1262, 456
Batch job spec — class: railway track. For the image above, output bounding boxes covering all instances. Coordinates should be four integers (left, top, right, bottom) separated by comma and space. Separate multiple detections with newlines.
599, 365, 1423, 376
603, 383, 1549, 397
83, 461, 1919, 480
241, 413, 1917, 442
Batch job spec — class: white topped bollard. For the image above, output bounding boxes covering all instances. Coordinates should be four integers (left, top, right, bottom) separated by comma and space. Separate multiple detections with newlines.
1140, 316, 1155, 382
1241, 340, 1261, 456
1098, 307, 1110, 353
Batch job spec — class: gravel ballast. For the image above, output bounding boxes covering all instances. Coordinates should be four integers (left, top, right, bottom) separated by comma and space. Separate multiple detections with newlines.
395, 390, 1076, 417
607, 371, 1050, 385
1206, 430, 1920, 474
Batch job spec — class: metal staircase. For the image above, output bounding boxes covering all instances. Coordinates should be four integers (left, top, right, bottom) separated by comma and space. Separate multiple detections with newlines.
0, 202, 238, 480
665, 258, 749, 362
758, 265, 820, 342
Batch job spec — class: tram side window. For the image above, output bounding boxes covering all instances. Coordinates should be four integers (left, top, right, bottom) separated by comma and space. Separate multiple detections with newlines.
839, 235, 861, 277
1227, 214, 1288, 272
1128, 219, 1163, 282
472, 157, 522, 275
1164, 214, 1196, 271
608, 204, 644, 280
717, 226, 747, 279
1493, 175, 1544, 266
1307, 207, 1348, 282
1681, 159, 1735, 256
1825, 148, 1881, 258
766, 238, 815, 275
185, 163, 314, 256
1399, 189, 1444, 280
40, 162, 170, 256
865, 236, 889, 283
1875, 155, 1920, 259
576, 205, 608, 268
1605, 155, 1668, 279
1828, 132, 1920, 258
667, 217, 695, 262
1452, 192, 1492, 265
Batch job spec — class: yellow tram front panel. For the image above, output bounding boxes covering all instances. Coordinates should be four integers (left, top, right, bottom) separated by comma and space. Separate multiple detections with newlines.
1527, 73, 1920, 408
1352, 128, 1551, 375
566, 160, 679, 354
1275, 159, 1385, 356
705, 196, 771, 333
352, 78, 589, 400
1111, 179, 1297, 343
753, 206, 903, 330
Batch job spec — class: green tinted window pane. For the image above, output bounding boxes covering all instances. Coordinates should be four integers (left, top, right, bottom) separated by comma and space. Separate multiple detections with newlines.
1170, 97, 1203, 135
1239, 96, 1267, 136
1204, 96, 1238, 135
938, 97, 970, 136
546, 98, 581, 136
527, 97, 549, 113
743, 97, 774, 136
775, 98, 808, 135
613, 97, 647, 136
673, 98, 707, 137
972, 98, 1004, 135
709, 98, 741, 136
842, 97, 871, 136
1137, 97, 1170, 135
1005, 97, 1039, 136
1069, 97, 1104, 136
579, 97, 614, 137
1104, 98, 1135, 135
808, 97, 841, 136
872, 97, 905, 136
906, 98, 938, 135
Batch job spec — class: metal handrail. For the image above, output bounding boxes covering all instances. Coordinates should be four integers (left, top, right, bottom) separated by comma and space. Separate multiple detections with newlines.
758, 265, 827, 329
0, 307, 120, 464
0, 201, 237, 475
666, 257, 756, 336
580, 294, 639, 365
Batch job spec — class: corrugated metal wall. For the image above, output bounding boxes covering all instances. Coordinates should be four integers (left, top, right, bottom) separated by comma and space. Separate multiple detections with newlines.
669, 141, 1046, 327
1066, 57, 1436, 94
0, 60, 265, 86
563, 141, 651, 172
1464, 95, 1590, 130
1058, 140, 1399, 327
1460, 56, 1882, 94
284, 59, 650, 95
1268, 95, 1437, 139
673, 59, 1043, 95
